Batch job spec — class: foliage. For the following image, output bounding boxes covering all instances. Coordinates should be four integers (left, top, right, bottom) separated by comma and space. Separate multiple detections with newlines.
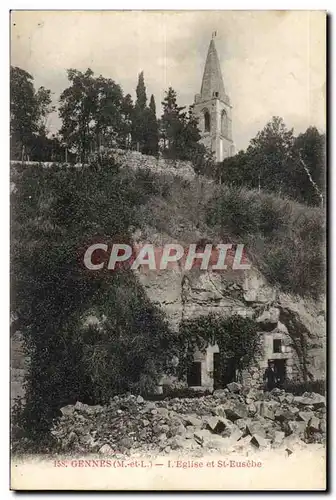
206, 184, 325, 297
178, 314, 261, 380
10, 66, 55, 160
217, 117, 325, 207
132, 73, 159, 155
132, 166, 324, 298
160, 87, 213, 171
59, 68, 126, 163
11, 160, 178, 438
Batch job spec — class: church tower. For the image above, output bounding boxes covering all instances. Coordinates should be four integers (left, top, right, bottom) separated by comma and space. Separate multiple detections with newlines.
193, 35, 234, 162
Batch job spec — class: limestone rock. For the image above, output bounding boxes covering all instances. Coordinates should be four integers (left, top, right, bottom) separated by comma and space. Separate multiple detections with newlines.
224, 401, 248, 421
288, 421, 307, 436
227, 382, 242, 393
272, 431, 285, 446
298, 411, 314, 422
246, 421, 267, 438
251, 434, 269, 449
308, 417, 320, 433
99, 444, 113, 455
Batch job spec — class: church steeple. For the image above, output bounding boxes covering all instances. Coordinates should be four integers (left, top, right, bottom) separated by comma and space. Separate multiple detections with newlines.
193, 34, 234, 163
200, 38, 226, 102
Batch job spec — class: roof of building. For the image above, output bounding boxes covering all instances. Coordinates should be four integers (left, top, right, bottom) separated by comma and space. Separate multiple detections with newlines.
200, 38, 226, 102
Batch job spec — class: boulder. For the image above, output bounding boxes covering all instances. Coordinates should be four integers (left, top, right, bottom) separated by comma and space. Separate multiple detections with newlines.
308, 417, 320, 433
246, 421, 267, 438
251, 434, 269, 449
205, 416, 221, 431
284, 394, 294, 404
156, 407, 169, 418
213, 389, 229, 400
205, 416, 227, 434
282, 435, 307, 454
144, 402, 156, 412
235, 418, 250, 431
227, 428, 244, 443
248, 403, 257, 416
260, 403, 275, 420
287, 421, 307, 436
311, 393, 326, 409
169, 436, 187, 450
298, 411, 314, 422
184, 415, 203, 427
272, 431, 285, 446
227, 382, 242, 393
319, 419, 326, 433
99, 444, 113, 455
224, 401, 248, 421
194, 429, 212, 446
274, 408, 297, 422
60, 405, 75, 417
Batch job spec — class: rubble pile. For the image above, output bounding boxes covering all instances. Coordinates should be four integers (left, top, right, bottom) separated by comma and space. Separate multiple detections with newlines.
51, 384, 326, 457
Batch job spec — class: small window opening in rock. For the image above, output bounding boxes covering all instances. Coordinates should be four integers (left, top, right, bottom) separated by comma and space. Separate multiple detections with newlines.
273, 339, 282, 353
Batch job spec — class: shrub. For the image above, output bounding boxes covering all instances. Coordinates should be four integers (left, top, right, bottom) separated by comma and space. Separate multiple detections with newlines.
178, 314, 261, 381
11, 160, 179, 441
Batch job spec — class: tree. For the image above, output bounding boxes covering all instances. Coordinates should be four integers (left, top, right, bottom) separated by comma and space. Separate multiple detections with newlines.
132, 71, 148, 152
120, 93, 134, 149
142, 94, 159, 156
10, 66, 54, 160
160, 88, 213, 170
59, 68, 124, 163
219, 117, 325, 206
149, 94, 156, 115
131, 73, 159, 155
135, 71, 147, 110
11, 160, 178, 442
59, 68, 97, 163
160, 87, 186, 158
248, 116, 294, 194
291, 127, 325, 206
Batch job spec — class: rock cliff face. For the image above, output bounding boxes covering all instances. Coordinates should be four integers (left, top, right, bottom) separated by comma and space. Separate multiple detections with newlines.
133, 230, 326, 387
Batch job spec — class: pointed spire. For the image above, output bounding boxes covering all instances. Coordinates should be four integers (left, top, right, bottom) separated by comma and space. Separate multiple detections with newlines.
200, 37, 225, 102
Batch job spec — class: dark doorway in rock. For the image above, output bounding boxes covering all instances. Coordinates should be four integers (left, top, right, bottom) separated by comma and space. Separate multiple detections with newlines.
213, 353, 236, 389
187, 361, 202, 387
273, 359, 287, 386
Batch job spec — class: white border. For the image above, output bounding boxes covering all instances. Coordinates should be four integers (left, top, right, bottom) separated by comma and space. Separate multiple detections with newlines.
2, 2, 332, 498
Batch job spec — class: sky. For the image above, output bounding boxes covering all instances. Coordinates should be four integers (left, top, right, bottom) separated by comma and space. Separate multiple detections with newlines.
11, 10, 326, 151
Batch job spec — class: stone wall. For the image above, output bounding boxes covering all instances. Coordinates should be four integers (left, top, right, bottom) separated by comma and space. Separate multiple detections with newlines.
110, 149, 196, 181
11, 149, 197, 182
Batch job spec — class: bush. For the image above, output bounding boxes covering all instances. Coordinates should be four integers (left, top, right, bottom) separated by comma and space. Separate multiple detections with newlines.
206, 184, 325, 297
11, 160, 179, 440
178, 314, 261, 381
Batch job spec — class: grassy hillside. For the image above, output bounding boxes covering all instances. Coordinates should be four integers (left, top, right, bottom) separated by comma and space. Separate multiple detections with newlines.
11, 159, 325, 298
127, 168, 325, 298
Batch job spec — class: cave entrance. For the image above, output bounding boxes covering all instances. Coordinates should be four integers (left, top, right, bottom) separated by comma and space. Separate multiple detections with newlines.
187, 361, 202, 387
272, 359, 287, 386
213, 353, 236, 389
